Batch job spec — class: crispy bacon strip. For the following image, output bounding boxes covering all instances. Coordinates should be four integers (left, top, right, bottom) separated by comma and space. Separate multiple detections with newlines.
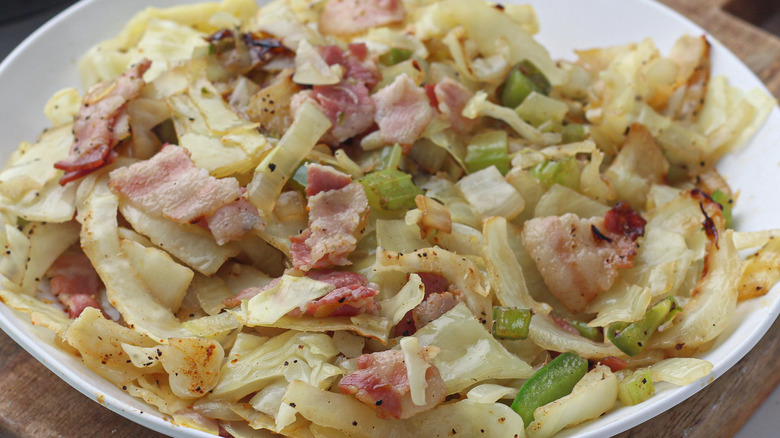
522, 204, 645, 313
290, 164, 369, 271
109, 145, 242, 223
290, 44, 380, 144
205, 198, 265, 246
55, 59, 151, 184
223, 270, 379, 318
338, 348, 447, 419
393, 272, 461, 337
292, 270, 379, 318
305, 161, 353, 197
319, 0, 405, 37
294, 83, 376, 145
320, 43, 381, 90
46, 253, 104, 318
433, 77, 478, 135
372, 74, 433, 151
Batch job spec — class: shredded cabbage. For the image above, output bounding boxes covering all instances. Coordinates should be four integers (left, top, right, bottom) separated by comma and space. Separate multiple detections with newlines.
413, 303, 533, 393
0, 0, 776, 435
526, 366, 618, 438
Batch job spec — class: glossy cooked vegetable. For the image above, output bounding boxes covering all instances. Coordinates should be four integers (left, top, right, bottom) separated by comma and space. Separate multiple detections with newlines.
492, 306, 532, 340
511, 352, 589, 427
607, 296, 681, 356
0, 0, 776, 436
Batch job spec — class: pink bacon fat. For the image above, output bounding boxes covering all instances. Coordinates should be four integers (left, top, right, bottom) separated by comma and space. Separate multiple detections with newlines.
522, 203, 646, 313
292, 269, 379, 318
224, 270, 379, 319
290, 164, 369, 271
55, 59, 152, 184
319, 0, 406, 37
338, 347, 447, 420
46, 252, 104, 318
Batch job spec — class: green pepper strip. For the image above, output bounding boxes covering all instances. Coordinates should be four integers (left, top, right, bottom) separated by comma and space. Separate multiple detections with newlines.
465, 133, 510, 175
517, 60, 552, 95
561, 123, 586, 144
569, 319, 602, 342
711, 189, 733, 228
511, 351, 588, 427
500, 68, 542, 109
379, 48, 413, 66
606, 296, 680, 356
617, 369, 655, 406
492, 306, 532, 340
529, 157, 580, 190
358, 168, 423, 212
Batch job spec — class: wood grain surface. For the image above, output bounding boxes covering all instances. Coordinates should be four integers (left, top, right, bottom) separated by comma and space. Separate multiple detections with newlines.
1, 0, 779, 437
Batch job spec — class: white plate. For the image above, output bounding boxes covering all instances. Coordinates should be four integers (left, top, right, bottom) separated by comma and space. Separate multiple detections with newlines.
0, 0, 778, 437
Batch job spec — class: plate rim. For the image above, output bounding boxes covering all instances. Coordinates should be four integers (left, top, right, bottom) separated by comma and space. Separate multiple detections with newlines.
0, 0, 778, 437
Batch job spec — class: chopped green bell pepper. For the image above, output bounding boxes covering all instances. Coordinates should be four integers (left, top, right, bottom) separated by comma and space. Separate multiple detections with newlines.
617, 369, 655, 406
492, 306, 532, 340
711, 189, 733, 228
511, 351, 588, 427
606, 296, 680, 356
379, 48, 413, 66
529, 157, 580, 190
358, 168, 423, 212
465, 130, 510, 175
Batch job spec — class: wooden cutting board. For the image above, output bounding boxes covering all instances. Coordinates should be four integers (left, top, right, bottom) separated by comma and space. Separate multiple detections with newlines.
1, 0, 779, 436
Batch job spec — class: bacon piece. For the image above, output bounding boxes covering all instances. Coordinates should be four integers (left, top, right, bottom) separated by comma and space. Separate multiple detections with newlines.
424, 84, 439, 109
550, 314, 580, 336
292, 83, 376, 145
290, 44, 379, 145
433, 77, 478, 135
291, 165, 369, 271
305, 164, 352, 197
292, 270, 380, 318
320, 43, 381, 90
522, 206, 644, 313
308, 269, 369, 289
372, 74, 433, 151
415, 272, 449, 295
596, 356, 628, 372
205, 198, 265, 245
55, 59, 151, 183
315, 83, 376, 144
319, 0, 405, 37
47, 253, 104, 318
109, 145, 241, 223
393, 272, 461, 337
60, 150, 119, 185
338, 348, 447, 419
225, 270, 379, 317
604, 202, 647, 240
412, 291, 459, 329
